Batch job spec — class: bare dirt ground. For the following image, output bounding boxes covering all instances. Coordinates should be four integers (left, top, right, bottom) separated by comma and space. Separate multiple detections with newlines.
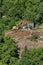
5, 29, 43, 57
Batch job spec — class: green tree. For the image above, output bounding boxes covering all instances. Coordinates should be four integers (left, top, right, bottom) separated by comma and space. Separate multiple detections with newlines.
0, 36, 19, 65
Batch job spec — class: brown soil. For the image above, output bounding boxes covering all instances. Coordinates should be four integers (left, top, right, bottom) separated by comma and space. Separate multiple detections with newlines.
5, 29, 43, 57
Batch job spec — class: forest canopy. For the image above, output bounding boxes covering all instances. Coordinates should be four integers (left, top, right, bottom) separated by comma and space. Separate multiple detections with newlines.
1, 0, 43, 22
0, 0, 43, 31
0, 0, 43, 65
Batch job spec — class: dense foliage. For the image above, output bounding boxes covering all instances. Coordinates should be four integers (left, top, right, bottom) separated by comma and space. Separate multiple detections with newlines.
0, 36, 19, 65
0, 36, 43, 65
0, 0, 43, 28
0, 0, 43, 65
16, 48, 43, 65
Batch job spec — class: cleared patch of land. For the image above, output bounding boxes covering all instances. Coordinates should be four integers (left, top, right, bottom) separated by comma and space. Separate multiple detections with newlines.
5, 29, 43, 57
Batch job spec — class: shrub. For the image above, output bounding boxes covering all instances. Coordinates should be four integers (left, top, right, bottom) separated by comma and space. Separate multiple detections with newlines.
30, 34, 39, 41
29, 25, 33, 29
